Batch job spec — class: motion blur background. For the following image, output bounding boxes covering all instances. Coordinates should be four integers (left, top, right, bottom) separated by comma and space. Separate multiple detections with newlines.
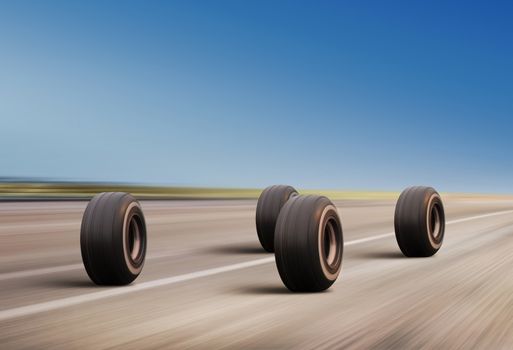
3, 3, 513, 349
1, 0, 512, 192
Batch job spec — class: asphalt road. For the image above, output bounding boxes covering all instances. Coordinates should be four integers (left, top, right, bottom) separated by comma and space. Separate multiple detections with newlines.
1, 196, 513, 349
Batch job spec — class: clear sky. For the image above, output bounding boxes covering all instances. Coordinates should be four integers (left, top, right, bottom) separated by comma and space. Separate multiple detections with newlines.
1, 1, 512, 192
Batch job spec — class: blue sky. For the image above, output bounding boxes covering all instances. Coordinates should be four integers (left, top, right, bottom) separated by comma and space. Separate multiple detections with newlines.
1, 1, 512, 192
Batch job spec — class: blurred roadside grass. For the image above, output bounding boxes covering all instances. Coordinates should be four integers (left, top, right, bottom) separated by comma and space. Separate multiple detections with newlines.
0, 182, 400, 200
0, 182, 510, 201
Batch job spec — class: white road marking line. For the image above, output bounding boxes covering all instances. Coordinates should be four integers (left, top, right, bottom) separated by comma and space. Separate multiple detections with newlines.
0, 250, 198, 281
0, 209, 512, 321
345, 232, 395, 246
0, 258, 274, 322
445, 209, 513, 225
346, 209, 513, 246
0, 264, 83, 281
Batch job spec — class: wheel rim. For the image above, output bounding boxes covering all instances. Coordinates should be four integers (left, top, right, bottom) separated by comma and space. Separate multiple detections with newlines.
428, 203, 442, 239
323, 219, 338, 267
318, 205, 343, 280
128, 216, 143, 261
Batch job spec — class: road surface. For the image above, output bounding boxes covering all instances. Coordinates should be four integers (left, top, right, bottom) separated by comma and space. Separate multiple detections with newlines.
1, 196, 513, 349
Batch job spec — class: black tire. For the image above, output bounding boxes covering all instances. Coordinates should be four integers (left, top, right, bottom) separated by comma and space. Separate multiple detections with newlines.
81, 192, 147, 285
275, 195, 343, 292
394, 186, 445, 257
255, 185, 298, 252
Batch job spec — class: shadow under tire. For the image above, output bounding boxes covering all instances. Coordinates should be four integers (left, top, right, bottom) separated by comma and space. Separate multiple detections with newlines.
275, 195, 343, 292
81, 192, 147, 285
394, 186, 445, 257
255, 185, 298, 252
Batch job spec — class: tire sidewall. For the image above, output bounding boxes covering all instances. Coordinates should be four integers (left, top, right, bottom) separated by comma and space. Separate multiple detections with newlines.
255, 185, 298, 252
275, 195, 343, 292
81, 192, 147, 285
121, 201, 147, 276
425, 192, 445, 249
317, 204, 343, 281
